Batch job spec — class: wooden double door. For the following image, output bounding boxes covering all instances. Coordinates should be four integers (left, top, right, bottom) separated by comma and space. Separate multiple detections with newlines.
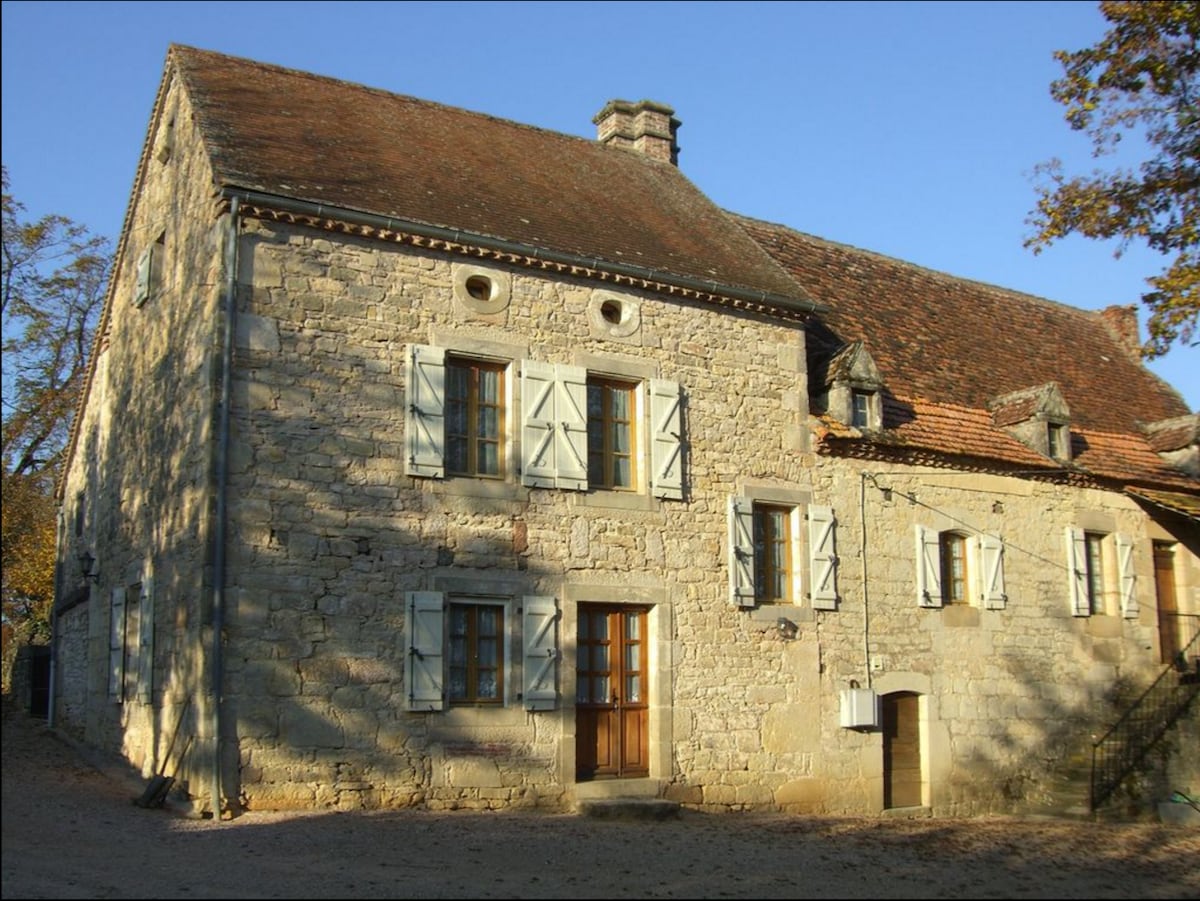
576, 604, 649, 781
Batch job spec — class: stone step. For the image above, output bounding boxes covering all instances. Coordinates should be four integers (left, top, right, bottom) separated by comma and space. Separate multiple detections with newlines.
574, 798, 681, 821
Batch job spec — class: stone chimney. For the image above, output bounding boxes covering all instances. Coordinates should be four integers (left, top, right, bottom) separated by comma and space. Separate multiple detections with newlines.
594, 99, 680, 165
1099, 304, 1142, 359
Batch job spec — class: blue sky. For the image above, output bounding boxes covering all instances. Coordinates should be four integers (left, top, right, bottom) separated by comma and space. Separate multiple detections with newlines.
2, 0, 1195, 410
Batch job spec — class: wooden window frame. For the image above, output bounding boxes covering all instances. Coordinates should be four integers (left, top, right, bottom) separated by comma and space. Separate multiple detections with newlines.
1084, 532, 1106, 615
754, 503, 794, 604
939, 532, 969, 605
851, 390, 872, 428
447, 600, 505, 706
1048, 422, 1068, 460
587, 377, 638, 491
445, 357, 505, 478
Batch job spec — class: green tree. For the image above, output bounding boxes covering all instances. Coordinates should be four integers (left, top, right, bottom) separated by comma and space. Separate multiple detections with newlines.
1027, 1, 1199, 358
1, 165, 110, 645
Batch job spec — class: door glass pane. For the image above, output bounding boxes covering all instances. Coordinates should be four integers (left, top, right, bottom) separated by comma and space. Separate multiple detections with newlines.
476, 670, 497, 699
626, 673, 640, 703
625, 615, 640, 641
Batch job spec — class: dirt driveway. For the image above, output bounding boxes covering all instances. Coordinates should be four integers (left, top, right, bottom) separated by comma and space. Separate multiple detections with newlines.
2, 704, 1197, 900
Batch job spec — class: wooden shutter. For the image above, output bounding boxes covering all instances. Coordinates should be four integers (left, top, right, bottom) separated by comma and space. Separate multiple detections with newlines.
729, 496, 756, 607
1065, 527, 1089, 616
137, 577, 155, 702
555, 365, 589, 491
916, 525, 942, 607
521, 360, 558, 488
405, 345, 445, 479
134, 245, 154, 307
522, 597, 558, 711
108, 586, 127, 700
1115, 533, 1138, 618
406, 591, 444, 711
808, 505, 838, 610
977, 534, 1007, 610
649, 379, 683, 500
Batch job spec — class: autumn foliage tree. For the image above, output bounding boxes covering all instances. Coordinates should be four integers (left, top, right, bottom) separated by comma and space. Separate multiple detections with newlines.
2, 165, 110, 652
1027, 1, 1199, 358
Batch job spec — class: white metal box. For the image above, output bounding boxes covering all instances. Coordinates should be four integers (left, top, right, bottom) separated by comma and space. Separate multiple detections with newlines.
839, 687, 879, 730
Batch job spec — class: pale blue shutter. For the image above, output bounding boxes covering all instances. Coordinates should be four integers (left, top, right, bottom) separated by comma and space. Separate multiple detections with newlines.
138, 576, 155, 702
977, 534, 1007, 609
134, 245, 154, 307
807, 505, 838, 610
916, 525, 942, 607
406, 591, 444, 711
522, 597, 558, 711
1066, 527, 1090, 616
1115, 533, 1138, 618
108, 586, 126, 701
405, 345, 445, 479
521, 360, 558, 488
555, 365, 589, 491
649, 379, 683, 500
729, 496, 756, 607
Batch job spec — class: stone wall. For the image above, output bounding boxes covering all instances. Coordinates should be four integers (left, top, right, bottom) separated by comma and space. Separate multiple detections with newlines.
217, 215, 1197, 815
53, 72, 222, 789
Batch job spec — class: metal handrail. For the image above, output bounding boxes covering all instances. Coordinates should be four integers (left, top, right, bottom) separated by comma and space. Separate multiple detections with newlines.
1090, 629, 1200, 812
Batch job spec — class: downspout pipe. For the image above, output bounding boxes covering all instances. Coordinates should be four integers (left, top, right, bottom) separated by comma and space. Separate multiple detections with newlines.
211, 196, 240, 818
220, 188, 828, 317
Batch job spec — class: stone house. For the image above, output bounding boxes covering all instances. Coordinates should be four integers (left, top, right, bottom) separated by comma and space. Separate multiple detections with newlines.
52, 45, 1198, 819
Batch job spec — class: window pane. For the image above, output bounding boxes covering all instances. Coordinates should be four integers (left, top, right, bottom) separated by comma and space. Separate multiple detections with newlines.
614, 457, 631, 488
447, 438, 468, 473
478, 443, 499, 475
626, 673, 641, 703
478, 369, 499, 404
625, 615, 640, 641
612, 421, 630, 453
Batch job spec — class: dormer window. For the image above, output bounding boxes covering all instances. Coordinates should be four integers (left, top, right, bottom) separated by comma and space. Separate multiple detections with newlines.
819, 342, 884, 432
989, 383, 1072, 464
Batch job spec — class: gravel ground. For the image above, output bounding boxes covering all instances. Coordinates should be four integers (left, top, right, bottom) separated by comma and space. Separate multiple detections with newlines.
2, 703, 1198, 900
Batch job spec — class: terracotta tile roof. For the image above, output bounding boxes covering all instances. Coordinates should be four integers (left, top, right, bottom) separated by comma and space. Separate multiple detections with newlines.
736, 215, 1197, 494
169, 45, 808, 306
814, 398, 1198, 493
735, 215, 1191, 435
1126, 487, 1200, 522
1143, 416, 1197, 453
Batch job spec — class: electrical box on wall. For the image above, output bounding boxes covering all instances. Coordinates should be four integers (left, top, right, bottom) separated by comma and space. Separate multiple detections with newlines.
839, 687, 879, 730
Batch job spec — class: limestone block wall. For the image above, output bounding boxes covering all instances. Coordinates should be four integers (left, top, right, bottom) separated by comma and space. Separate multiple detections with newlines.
53, 73, 223, 790
811, 462, 1199, 816
223, 217, 819, 811
213, 215, 1197, 816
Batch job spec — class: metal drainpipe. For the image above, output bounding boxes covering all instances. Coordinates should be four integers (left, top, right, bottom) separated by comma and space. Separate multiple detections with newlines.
211, 196, 239, 818
860, 472, 872, 689
47, 517, 64, 729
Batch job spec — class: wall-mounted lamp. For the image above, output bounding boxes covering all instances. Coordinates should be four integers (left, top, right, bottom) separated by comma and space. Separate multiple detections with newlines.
78, 551, 100, 583
776, 617, 799, 640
